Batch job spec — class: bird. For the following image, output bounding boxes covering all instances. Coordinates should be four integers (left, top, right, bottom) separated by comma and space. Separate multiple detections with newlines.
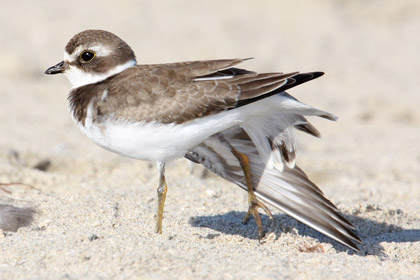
45, 29, 361, 251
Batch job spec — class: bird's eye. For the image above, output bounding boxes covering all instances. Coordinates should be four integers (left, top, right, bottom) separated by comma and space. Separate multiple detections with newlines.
80, 50, 96, 63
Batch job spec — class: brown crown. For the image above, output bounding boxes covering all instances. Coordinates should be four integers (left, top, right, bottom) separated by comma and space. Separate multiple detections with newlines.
65, 30, 136, 73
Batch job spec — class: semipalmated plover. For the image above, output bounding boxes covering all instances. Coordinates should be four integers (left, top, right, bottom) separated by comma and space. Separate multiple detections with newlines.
45, 30, 361, 251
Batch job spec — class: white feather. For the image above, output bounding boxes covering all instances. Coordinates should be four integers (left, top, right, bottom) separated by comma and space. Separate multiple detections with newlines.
193, 75, 235, 81
63, 45, 113, 62
64, 59, 137, 89
100, 89, 109, 102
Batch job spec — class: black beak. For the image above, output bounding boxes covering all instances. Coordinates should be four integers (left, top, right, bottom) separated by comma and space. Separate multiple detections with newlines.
45, 61, 68, 75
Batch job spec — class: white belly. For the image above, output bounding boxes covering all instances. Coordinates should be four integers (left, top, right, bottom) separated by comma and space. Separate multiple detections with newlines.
73, 94, 311, 163
78, 102, 242, 162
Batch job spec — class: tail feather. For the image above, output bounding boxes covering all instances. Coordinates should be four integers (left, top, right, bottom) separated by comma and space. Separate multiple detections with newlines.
239, 93, 336, 171
294, 122, 321, 138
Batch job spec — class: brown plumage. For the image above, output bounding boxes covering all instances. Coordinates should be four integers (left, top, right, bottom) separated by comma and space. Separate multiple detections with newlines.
69, 58, 323, 126
65, 30, 136, 74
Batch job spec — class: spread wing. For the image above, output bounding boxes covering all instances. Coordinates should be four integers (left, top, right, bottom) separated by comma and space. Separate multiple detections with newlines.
185, 127, 362, 251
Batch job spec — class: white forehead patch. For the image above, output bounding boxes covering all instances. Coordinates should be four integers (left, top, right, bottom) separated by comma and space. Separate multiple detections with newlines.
88, 45, 112, 57
63, 45, 113, 62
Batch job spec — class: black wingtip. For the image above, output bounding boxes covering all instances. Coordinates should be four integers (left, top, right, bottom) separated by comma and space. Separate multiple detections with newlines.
311, 71, 324, 78
291, 71, 324, 85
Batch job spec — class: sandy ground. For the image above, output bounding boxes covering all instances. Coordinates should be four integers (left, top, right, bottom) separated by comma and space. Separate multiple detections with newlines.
1, 0, 419, 279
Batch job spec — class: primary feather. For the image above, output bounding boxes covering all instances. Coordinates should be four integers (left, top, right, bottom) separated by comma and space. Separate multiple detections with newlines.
186, 126, 361, 251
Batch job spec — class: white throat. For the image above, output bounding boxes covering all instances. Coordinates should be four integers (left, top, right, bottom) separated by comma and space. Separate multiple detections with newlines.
64, 59, 137, 88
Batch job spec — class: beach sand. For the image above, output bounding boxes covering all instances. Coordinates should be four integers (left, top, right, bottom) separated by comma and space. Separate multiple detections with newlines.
0, 1, 419, 279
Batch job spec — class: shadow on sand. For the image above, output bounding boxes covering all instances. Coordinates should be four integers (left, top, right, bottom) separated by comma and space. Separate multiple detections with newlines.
189, 210, 420, 256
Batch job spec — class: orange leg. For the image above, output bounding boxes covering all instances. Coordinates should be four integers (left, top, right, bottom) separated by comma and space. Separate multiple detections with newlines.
155, 162, 167, 234
231, 147, 273, 240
